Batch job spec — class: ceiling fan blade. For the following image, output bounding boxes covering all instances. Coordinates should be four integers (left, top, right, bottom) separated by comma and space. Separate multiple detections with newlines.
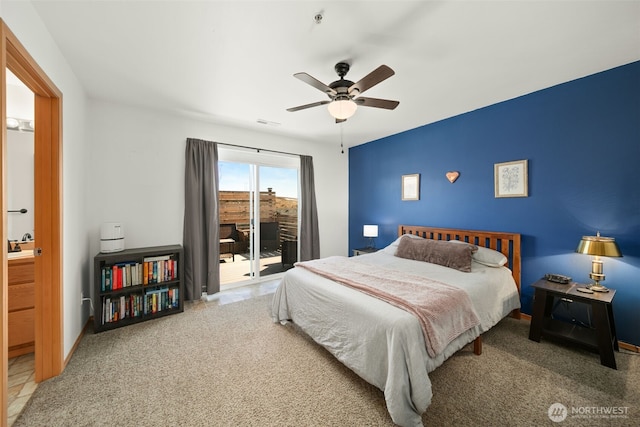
293, 72, 337, 96
349, 65, 395, 95
354, 96, 399, 110
286, 100, 330, 112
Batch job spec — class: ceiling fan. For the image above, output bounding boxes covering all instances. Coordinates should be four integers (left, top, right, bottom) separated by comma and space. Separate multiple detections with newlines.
287, 62, 399, 123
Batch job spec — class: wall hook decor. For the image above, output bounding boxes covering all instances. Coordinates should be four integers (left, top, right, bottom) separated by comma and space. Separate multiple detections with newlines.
446, 171, 460, 183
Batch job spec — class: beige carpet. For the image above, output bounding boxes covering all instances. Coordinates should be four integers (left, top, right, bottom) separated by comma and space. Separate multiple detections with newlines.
14, 293, 640, 426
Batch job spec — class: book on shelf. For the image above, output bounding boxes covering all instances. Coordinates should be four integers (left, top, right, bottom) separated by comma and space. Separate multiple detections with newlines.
101, 293, 145, 324
100, 287, 180, 323
142, 254, 172, 262
99, 258, 178, 291
141, 286, 180, 315
141, 254, 178, 285
101, 268, 106, 292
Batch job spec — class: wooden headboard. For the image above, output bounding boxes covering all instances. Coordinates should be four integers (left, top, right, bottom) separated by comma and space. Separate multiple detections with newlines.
398, 225, 521, 294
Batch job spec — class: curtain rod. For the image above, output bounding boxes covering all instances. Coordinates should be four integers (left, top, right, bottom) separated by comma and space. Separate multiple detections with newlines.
216, 142, 303, 158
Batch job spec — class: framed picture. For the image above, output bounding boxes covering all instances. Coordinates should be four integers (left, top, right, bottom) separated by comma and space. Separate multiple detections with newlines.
494, 160, 528, 198
402, 174, 420, 201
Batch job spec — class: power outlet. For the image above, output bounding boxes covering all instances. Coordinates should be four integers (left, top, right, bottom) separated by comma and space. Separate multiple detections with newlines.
80, 292, 93, 312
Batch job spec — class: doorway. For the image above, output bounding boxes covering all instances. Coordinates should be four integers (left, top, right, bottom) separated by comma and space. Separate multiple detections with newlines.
1, 20, 64, 424
6, 68, 35, 360
218, 148, 299, 288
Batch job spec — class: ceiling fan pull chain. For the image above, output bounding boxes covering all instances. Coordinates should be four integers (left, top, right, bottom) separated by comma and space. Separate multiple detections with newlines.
340, 122, 344, 154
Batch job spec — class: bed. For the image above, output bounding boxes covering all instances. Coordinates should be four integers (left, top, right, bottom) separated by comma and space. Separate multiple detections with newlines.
271, 225, 521, 427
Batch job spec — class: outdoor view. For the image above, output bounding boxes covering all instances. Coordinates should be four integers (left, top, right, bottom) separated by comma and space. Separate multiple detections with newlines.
218, 161, 298, 286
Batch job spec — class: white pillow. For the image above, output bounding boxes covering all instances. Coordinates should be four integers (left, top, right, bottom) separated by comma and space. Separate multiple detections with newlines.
381, 233, 424, 254
450, 240, 508, 267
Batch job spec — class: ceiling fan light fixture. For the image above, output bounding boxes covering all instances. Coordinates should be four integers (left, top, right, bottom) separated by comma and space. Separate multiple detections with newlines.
288, 63, 396, 119
327, 98, 357, 120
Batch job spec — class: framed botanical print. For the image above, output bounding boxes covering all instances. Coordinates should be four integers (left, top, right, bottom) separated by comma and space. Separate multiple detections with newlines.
402, 174, 420, 201
494, 160, 528, 198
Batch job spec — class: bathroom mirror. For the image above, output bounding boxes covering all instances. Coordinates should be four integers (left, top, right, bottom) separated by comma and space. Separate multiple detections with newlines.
6, 68, 35, 245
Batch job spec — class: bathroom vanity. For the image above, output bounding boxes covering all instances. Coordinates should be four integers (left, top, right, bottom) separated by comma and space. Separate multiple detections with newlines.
8, 248, 35, 358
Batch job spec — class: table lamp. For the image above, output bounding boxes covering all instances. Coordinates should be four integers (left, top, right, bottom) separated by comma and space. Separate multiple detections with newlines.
363, 225, 378, 249
575, 232, 622, 292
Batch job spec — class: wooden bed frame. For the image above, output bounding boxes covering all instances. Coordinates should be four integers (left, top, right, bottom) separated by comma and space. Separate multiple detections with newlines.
398, 225, 522, 355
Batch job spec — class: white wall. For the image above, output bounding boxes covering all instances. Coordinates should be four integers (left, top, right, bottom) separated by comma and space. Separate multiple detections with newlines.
1, 0, 348, 362
1, 1, 90, 358
87, 99, 349, 289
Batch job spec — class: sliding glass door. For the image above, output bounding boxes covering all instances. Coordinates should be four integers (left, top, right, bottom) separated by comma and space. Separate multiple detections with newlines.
218, 148, 299, 287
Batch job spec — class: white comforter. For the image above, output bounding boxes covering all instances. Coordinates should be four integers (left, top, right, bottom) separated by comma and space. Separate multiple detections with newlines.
270, 250, 520, 427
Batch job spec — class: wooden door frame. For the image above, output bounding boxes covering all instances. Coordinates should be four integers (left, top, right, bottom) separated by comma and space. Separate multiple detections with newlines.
1, 20, 63, 426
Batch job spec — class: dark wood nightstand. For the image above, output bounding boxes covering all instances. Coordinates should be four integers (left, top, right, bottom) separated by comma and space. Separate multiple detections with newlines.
352, 247, 379, 256
528, 278, 619, 369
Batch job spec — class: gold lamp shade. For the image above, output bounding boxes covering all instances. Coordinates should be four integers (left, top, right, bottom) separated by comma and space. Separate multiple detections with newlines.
576, 234, 622, 257
575, 232, 622, 292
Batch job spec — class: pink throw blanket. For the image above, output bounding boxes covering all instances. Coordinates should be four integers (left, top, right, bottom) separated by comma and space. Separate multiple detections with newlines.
295, 256, 480, 357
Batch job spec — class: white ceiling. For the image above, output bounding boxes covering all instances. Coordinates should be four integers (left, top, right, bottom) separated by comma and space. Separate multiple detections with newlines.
29, 0, 640, 148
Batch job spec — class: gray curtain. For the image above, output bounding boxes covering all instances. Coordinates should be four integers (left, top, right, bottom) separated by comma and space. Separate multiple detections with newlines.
183, 138, 220, 300
299, 155, 320, 261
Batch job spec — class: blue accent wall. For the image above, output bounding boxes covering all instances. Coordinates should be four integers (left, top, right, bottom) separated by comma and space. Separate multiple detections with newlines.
349, 61, 640, 346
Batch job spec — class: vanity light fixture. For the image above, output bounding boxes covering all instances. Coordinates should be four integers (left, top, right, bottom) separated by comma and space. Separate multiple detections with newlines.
6, 117, 34, 132
7, 117, 20, 129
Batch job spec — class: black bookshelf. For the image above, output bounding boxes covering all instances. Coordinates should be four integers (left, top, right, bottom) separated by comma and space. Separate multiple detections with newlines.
93, 244, 184, 333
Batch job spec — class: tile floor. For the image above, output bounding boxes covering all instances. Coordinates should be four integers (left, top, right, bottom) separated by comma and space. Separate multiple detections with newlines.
6, 278, 280, 426
7, 352, 37, 426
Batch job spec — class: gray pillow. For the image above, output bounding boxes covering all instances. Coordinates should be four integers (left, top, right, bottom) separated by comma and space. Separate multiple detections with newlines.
395, 236, 477, 272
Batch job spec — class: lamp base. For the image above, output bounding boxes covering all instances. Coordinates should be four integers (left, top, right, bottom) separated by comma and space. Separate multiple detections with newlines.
365, 237, 376, 250
587, 284, 610, 293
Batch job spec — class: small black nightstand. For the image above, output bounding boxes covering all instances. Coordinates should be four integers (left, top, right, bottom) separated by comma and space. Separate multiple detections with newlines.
528, 278, 618, 369
352, 247, 379, 256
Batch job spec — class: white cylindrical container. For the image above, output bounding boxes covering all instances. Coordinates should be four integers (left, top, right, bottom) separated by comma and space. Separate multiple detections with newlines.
100, 222, 125, 253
